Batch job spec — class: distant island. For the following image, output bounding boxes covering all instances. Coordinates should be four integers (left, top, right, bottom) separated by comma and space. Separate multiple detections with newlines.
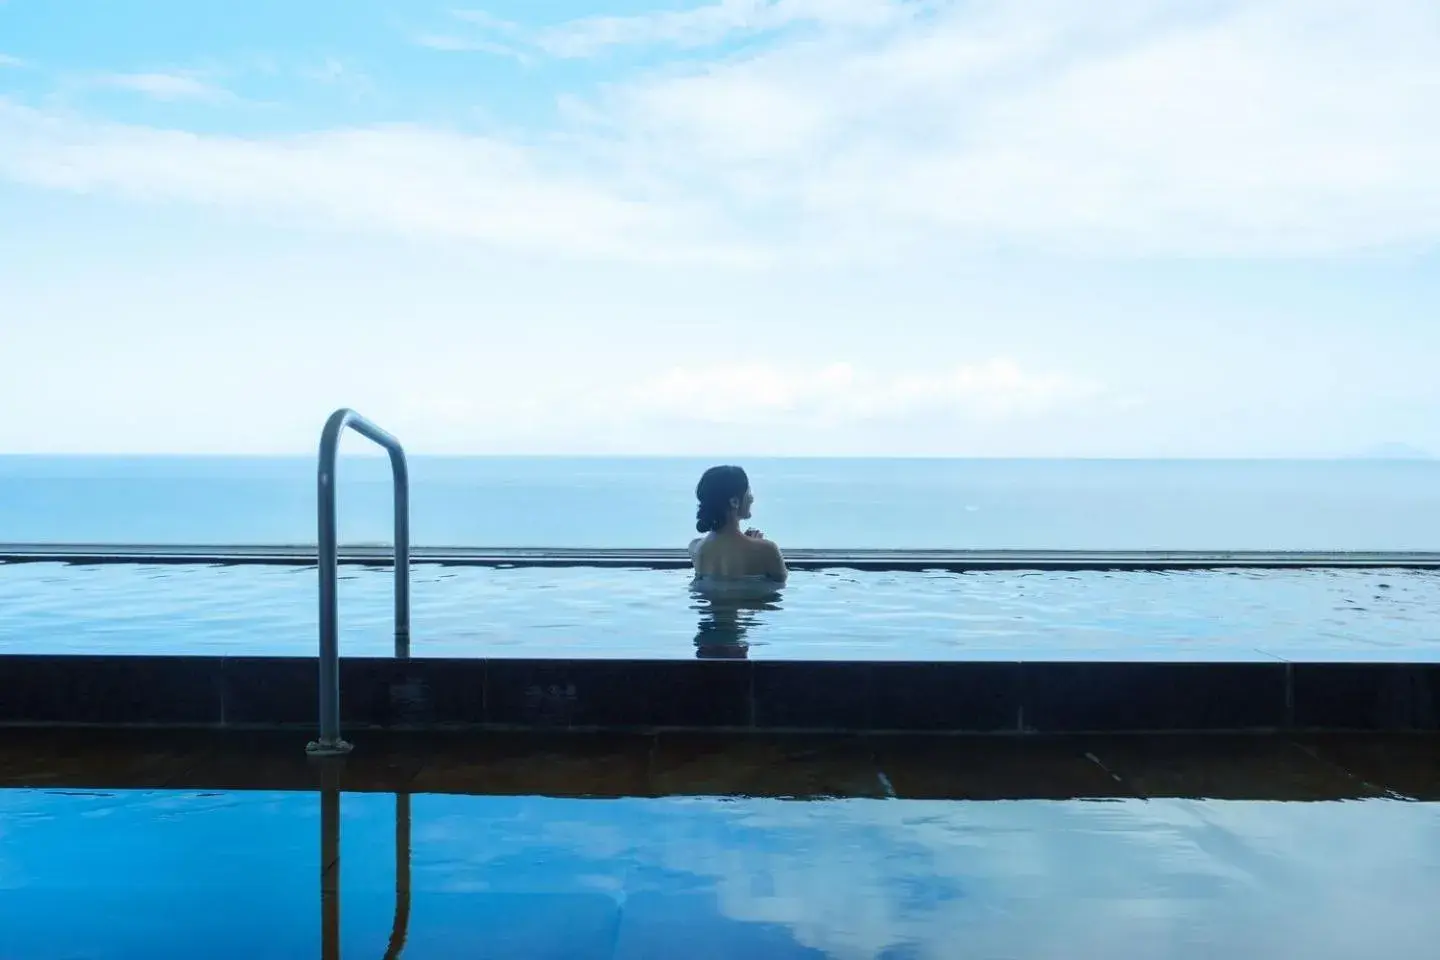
1349, 442, 1433, 460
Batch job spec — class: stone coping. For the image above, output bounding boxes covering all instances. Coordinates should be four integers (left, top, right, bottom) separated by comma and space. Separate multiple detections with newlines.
4, 544, 1440, 570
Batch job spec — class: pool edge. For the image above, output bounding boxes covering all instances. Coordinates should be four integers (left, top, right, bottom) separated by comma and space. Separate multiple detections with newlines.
0, 654, 1433, 734
5, 544, 1440, 570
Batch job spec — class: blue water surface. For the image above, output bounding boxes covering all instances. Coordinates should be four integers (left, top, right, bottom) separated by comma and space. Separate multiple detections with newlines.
2, 562, 1438, 660
1, 788, 1436, 959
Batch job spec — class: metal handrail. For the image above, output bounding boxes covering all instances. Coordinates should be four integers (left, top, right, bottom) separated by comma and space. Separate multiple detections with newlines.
307, 408, 411, 757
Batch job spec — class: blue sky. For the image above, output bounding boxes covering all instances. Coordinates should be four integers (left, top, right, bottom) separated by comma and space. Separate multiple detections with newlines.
2, 0, 1438, 457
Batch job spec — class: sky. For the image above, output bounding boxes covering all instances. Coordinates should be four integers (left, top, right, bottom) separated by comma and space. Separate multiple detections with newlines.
1, 0, 1438, 458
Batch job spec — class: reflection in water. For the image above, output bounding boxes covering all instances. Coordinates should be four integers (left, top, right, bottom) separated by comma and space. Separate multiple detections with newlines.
385, 793, 412, 960
690, 579, 784, 659
319, 772, 410, 960
0, 789, 1439, 957
9, 562, 1440, 660
320, 785, 340, 960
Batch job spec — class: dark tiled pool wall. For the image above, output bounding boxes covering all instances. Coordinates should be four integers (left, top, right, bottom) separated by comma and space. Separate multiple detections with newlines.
0, 655, 1437, 733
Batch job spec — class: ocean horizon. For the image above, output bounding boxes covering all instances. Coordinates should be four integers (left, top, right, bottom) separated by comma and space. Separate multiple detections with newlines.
2, 455, 1438, 551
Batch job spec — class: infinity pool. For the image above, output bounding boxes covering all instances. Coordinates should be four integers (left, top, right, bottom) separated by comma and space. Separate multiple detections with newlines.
2, 788, 1436, 958
1, 562, 1438, 660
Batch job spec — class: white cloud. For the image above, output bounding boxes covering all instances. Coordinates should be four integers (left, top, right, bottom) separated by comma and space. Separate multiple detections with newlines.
3, 0, 1439, 262
320, 351, 1113, 455
0, 101, 739, 262
89, 71, 233, 102
449, 9, 530, 36
412, 33, 533, 61
534, 0, 907, 58
0, 53, 26, 68
299, 58, 351, 85
619, 360, 1102, 426
588, 0, 1440, 257
295, 57, 379, 98
435, 1, 908, 60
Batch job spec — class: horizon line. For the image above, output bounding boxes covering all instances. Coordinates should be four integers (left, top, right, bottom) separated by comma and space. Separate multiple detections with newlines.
0, 453, 1433, 463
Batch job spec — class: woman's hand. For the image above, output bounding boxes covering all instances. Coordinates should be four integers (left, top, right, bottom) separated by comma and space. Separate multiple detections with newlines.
744, 528, 765, 540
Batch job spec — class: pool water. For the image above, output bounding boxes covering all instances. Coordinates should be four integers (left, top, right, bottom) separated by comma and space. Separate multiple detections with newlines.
1, 788, 1436, 958
1, 562, 1438, 660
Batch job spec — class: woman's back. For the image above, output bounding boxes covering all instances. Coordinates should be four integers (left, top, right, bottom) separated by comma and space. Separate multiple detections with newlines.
690, 531, 786, 581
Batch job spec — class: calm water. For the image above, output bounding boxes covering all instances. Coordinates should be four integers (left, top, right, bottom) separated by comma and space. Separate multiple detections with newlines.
3, 562, 1439, 660
2, 456, 1439, 550
1, 788, 1436, 958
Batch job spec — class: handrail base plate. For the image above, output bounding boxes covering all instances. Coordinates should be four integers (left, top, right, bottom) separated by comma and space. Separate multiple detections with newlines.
306, 739, 355, 757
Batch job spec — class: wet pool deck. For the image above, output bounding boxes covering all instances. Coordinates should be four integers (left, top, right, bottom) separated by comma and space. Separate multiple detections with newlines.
2, 728, 1436, 801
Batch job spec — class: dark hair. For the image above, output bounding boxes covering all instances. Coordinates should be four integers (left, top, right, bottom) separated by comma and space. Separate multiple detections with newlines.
695, 465, 749, 533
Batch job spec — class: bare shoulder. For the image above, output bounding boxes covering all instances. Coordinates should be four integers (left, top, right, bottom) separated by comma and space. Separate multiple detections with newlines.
753, 536, 788, 581
752, 537, 784, 557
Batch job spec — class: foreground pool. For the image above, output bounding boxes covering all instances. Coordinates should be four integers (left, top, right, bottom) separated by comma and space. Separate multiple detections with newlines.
1, 788, 1436, 958
1, 561, 1439, 660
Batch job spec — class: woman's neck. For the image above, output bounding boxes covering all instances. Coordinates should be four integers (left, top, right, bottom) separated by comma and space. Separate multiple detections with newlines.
716, 518, 742, 536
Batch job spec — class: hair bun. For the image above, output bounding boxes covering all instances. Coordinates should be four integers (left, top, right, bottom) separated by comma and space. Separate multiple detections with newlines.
696, 504, 721, 533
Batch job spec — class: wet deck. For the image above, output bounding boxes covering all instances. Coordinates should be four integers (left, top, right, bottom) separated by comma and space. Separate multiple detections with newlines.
3, 728, 1436, 801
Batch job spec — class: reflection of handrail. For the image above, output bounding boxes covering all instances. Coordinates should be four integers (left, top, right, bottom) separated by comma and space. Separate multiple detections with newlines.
383, 793, 412, 960
308, 408, 411, 757
321, 782, 341, 960
319, 788, 413, 960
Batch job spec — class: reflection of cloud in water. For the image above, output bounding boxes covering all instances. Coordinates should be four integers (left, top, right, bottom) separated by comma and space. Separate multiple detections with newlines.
418, 796, 1440, 959
5, 790, 1438, 958
690, 578, 784, 659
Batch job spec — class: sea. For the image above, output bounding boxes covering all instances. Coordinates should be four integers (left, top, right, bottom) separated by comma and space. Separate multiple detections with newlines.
1, 456, 1437, 550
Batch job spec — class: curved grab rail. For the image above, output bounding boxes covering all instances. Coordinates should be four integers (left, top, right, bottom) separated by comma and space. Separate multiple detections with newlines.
308, 408, 411, 757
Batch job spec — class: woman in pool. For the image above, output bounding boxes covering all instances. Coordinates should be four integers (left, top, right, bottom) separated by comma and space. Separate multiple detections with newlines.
688, 465, 788, 584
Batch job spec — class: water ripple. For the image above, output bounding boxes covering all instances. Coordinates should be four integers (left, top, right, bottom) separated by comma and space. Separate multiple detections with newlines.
0, 563, 1438, 660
